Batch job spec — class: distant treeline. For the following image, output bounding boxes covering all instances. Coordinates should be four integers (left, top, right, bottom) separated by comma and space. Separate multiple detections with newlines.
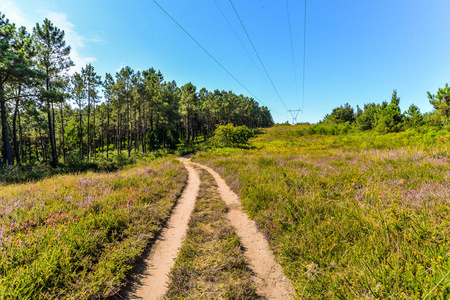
320, 87, 450, 133
0, 13, 273, 166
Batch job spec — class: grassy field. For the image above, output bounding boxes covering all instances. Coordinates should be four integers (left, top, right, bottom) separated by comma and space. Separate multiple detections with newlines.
194, 125, 450, 299
0, 158, 187, 299
165, 167, 258, 299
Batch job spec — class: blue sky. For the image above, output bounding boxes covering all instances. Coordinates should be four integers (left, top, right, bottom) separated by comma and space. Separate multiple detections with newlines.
2, 0, 450, 124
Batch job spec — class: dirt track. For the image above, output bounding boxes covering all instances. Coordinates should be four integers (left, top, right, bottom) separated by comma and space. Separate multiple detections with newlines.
130, 158, 293, 299
193, 162, 294, 300
131, 158, 200, 300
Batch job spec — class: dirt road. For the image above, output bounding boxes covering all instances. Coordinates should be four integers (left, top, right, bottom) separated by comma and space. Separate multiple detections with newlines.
129, 158, 293, 299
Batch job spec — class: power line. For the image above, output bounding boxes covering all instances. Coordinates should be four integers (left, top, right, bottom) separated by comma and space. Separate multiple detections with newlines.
286, 0, 299, 103
151, 0, 272, 110
213, 0, 268, 86
302, 0, 307, 116
228, 0, 289, 111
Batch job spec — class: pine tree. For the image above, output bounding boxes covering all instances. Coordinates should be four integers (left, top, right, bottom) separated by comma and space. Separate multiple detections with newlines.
0, 13, 37, 165
115, 67, 134, 157
428, 84, 450, 126
103, 73, 115, 158
71, 72, 85, 158
81, 64, 101, 159
34, 18, 73, 167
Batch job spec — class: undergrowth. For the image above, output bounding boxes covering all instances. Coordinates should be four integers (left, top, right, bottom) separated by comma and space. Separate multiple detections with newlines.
0, 151, 137, 185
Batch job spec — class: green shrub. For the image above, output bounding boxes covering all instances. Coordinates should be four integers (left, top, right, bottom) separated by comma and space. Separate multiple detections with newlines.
306, 123, 351, 136
403, 104, 424, 129
323, 103, 355, 124
65, 151, 85, 168
210, 124, 254, 147
356, 103, 379, 131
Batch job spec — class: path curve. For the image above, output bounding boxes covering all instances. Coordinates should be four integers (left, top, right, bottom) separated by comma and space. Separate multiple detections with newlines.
192, 162, 294, 300
132, 158, 200, 300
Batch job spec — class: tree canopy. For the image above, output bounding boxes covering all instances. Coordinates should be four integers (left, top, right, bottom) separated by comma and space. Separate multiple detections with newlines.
0, 11, 274, 166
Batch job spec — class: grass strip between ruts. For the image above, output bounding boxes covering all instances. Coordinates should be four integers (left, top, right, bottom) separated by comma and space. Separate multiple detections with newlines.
165, 167, 259, 299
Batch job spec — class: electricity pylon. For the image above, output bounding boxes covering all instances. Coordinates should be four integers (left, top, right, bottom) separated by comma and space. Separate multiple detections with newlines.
287, 109, 302, 125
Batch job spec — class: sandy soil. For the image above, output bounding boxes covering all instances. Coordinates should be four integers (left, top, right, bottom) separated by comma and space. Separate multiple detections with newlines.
193, 162, 294, 300
129, 158, 200, 300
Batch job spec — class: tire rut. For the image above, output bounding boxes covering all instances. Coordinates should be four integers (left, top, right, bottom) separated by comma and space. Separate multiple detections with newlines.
129, 158, 200, 299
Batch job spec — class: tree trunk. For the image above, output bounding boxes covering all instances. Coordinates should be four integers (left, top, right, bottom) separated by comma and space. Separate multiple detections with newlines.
52, 102, 57, 156
117, 107, 120, 153
38, 127, 44, 161
142, 103, 146, 153
79, 109, 83, 159
60, 103, 66, 163
135, 104, 138, 153
28, 139, 32, 163
186, 110, 190, 144
34, 134, 39, 161
93, 101, 96, 158
101, 114, 104, 154
127, 101, 131, 157
107, 102, 110, 158
0, 80, 13, 165
87, 93, 90, 159
46, 73, 58, 167
47, 104, 58, 166
12, 97, 20, 165
18, 106, 24, 162
0, 97, 13, 165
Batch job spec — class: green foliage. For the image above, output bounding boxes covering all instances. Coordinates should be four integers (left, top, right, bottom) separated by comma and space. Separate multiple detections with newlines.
374, 90, 403, 133
327, 91, 428, 134
65, 151, 88, 168
0, 151, 137, 184
356, 103, 379, 131
428, 83, 450, 126
306, 123, 351, 135
0, 13, 37, 166
167, 127, 180, 150
145, 130, 157, 151
0, 11, 274, 168
323, 103, 355, 124
403, 104, 424, 128
210, 124, 254, 147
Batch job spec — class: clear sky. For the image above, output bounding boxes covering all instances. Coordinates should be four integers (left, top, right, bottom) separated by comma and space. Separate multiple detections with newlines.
2, 0, 450, 124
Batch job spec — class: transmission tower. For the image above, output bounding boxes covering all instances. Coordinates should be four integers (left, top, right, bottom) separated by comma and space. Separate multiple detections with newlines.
287, 109, 302, 125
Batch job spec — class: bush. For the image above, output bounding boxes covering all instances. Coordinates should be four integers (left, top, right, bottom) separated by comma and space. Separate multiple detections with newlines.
65, 151, 85, 168
306, 123, 351, 136
403, 104, 424, 129
323, 103, 355, 124
210, 124, 254, 147
356, 103, 379, 131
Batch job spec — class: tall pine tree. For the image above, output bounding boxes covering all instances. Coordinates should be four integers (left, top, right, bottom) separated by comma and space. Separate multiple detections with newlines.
34, 18, 73, 167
